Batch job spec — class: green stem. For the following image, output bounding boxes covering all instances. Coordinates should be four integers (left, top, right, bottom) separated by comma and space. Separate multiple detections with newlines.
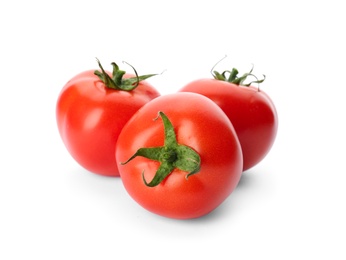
94, 58, 157, 91
212, 62, 266, 87
121, 112, 201, 187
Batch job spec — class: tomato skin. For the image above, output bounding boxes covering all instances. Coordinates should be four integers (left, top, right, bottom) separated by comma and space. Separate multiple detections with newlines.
56, 70, 160, 177
116, 92, 243, 219
179, 79, 278, 171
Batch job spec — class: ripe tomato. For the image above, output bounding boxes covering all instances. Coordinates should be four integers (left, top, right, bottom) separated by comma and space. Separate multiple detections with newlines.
116, 92, 243, 219
179, 65, 278, 171
56, 59, 160, 177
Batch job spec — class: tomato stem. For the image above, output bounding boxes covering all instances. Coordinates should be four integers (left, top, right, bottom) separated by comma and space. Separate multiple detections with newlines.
211, 59, 266, 89
121, 111, 201, 187
94, 58, 157, 91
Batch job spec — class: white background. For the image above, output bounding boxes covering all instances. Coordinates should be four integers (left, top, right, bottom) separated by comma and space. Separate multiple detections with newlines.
1, 0, 345, 259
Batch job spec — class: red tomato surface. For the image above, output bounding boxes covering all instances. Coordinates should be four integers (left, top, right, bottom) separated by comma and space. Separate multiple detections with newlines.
56, 66, 160, 177
179, 79, 278, 171
116, 92, 243, 219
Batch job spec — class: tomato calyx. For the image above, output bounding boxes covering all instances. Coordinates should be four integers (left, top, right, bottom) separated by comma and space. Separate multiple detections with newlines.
212, 65, 266, 87
94, 58, 157, 91
121, 111, 201, 187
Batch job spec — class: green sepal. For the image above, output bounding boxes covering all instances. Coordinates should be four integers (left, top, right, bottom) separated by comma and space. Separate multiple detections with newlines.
121, 111, 201, 187
174, 145, 201, 179
212, 62, 265, 88
142, 162, 175, 187
94, 58, 157, 91
121, 147, 165, 164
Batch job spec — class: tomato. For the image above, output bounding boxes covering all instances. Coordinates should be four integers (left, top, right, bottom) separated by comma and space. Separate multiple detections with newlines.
179, 65, 278, 171
56, 59, 160, 177
116, 92, 243, 219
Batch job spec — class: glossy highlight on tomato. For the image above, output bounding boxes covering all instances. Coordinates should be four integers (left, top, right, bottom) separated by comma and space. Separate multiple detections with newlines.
116, 92, 243, 219
56, 59, 160, 176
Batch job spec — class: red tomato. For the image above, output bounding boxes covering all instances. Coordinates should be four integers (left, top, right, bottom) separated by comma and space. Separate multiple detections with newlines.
56, 59, 160, 177
116, 92, 243, 219
179, 66, 278, 171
